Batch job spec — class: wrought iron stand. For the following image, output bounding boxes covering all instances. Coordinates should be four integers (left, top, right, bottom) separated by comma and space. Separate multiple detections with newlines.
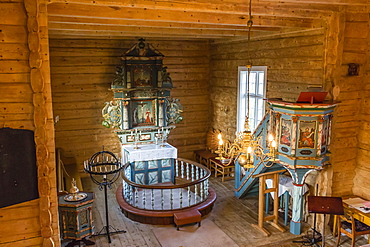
84, 150, 126, 243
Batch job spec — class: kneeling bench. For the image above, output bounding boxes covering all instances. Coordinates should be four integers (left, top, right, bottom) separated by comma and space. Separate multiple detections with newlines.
174, 209, 202, 230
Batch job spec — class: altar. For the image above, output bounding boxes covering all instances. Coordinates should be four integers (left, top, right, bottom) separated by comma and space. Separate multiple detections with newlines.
122, 143, 177, 185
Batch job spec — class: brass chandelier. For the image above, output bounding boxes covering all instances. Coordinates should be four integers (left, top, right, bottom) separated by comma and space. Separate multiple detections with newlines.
217, 117, 277, 169
216, 0, 277, 169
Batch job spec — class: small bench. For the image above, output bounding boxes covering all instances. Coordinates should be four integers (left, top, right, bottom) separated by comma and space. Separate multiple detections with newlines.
174, 209, 202, 230
194, 149, 217, 170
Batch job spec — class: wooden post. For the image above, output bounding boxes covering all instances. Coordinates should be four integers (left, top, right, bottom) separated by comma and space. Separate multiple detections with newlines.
252, 169, 286, 236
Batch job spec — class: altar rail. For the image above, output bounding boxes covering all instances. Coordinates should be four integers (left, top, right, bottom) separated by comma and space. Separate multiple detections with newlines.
121, 158, 211, 211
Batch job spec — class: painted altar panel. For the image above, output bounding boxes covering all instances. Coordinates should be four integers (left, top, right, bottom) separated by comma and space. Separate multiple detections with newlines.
130, 159, 174, 185
131, 99, 157, 127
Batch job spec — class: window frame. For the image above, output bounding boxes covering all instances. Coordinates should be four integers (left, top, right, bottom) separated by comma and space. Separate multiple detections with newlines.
236, 66, 267, 133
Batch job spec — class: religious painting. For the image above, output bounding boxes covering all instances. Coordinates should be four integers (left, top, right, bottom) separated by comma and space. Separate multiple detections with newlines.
280, 119, 292, 147
298, 121, 316, 148
131, 99, 156, 127
133, 66, 152, 87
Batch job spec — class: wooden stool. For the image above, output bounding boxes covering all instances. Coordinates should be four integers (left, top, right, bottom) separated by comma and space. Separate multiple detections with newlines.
174, 210, 202, 230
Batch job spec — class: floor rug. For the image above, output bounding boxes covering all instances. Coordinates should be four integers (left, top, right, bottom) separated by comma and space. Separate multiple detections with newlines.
152, 218, 239, 247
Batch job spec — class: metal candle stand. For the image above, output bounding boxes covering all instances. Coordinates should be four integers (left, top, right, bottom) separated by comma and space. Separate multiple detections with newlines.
84, 150, 126, 243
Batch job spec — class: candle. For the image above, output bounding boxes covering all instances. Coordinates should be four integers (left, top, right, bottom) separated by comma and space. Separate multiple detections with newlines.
247, 146, 252, 163
219, 138, 223, 146
268, 134, 274, 143
162, 127, 164, 133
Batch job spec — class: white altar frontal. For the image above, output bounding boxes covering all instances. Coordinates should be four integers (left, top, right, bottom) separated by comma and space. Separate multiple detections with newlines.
122, 143, 177, 185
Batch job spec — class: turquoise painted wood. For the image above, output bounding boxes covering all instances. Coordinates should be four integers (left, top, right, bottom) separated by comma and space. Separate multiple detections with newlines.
234, 99, 337, 235
130, 158, 175, 185
58, 192, 95, 240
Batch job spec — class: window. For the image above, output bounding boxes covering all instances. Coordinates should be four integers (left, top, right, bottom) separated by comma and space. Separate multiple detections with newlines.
237, 66, 267, 132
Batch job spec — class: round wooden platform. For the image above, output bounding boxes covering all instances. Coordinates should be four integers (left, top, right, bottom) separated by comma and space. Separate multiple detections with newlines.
116, 184, 217, 225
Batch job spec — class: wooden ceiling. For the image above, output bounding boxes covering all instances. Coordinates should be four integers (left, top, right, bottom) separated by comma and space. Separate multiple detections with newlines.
47, 0, 370, 41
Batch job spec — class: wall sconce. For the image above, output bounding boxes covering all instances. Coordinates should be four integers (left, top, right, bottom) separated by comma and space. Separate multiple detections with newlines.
220, 106, 229, 114
348, 63, 359, 76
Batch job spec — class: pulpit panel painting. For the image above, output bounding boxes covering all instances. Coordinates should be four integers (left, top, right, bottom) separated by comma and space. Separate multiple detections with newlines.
298, 121, 316, 148
280, 119, 292, 147
131, 99, 157, 127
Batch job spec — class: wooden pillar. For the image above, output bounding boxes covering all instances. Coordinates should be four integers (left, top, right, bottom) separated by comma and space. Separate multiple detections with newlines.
24, 0, 59, 245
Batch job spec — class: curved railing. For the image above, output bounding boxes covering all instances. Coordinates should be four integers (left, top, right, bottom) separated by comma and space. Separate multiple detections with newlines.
121, 158, 211, 211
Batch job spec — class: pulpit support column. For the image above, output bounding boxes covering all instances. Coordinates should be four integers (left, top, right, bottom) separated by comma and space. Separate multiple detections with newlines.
290, 183, 305, 235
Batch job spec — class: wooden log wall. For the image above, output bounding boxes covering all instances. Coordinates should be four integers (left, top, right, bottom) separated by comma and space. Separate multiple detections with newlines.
349, 12, 370, 200
50, 39, 210, 174
209, 9, 370, 201
0, 0, 59, 246
325, 11, 362, 198
209, 29, 326, 142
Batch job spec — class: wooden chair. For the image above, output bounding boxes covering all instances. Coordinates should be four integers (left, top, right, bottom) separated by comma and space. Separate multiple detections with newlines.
336, 207, 370, 247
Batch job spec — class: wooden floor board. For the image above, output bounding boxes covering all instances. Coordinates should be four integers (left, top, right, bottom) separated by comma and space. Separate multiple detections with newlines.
60, 175, 368, 247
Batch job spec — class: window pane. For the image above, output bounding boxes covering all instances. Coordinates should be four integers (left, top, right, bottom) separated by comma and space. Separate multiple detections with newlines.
240, 71, 247, 95
258, 72, 265, 96
249, 97, 255, 117
257, 98, 264, 122
249, 72, 257, 95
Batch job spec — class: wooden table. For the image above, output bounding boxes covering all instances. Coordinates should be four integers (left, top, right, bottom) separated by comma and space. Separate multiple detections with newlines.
333, 196, 370, 236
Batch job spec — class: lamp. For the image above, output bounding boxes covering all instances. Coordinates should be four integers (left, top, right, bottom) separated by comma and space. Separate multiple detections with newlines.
220, 0, 277, 169
224, 117, 277, 169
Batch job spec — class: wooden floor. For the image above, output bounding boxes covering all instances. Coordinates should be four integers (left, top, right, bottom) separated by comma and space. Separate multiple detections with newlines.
62, 175, 369, 247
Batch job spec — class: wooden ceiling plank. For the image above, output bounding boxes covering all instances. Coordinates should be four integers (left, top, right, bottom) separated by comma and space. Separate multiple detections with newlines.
48, 17, 289, 32
47, 0, 335, 19
48, 16, 286, 31
48, 33, 209, 41
257, 0, 370, 5
47, 3, 324, 29
47, 29, 231, 39
48, 25, 250, 37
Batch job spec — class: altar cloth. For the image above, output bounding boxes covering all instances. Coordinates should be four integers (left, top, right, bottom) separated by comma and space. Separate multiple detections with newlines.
122, 143, 177, 163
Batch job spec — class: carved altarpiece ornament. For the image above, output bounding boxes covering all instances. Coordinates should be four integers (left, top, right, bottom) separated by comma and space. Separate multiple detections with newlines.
102, 39, 183, 145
